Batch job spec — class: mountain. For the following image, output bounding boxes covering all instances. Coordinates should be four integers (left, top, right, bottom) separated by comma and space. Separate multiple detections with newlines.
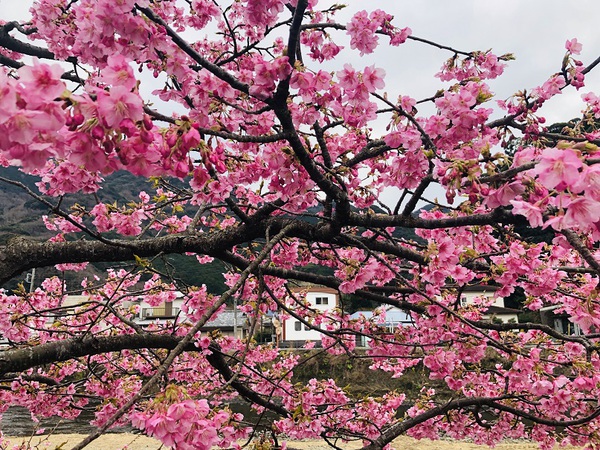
0, 166, 426, 294
0, 166, 156, 242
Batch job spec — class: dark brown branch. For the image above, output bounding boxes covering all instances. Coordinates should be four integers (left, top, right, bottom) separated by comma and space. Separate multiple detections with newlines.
582, 54, 600, 75
283, 0, 307, 69
400, 174, 434, 217
136, 5, 249, 95
348, 207, 525, 229
0, 204, 528, 289
363, 397, 600, 450
273, 101, 349, 206
0, 334, 289, 418
479, 162, 536, 184
0, 23, 76, 65
347, 141, 391, 167
206, 343, 290, 418
0, 218, 268, 286
562, 229, 600, 277
0, 334, 193, 375
1, 373, 59, 386
0, 43, 81, 83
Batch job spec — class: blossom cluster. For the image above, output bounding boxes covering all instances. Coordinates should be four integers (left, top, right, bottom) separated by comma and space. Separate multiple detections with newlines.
3, 1, 600, 449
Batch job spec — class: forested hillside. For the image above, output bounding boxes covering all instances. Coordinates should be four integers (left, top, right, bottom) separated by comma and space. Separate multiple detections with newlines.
0, 167, 425, 295
0, 167, 232, 293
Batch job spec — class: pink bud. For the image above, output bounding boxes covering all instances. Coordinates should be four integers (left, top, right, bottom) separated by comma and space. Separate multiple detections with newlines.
166, 133, 178, 148
72, 113, 85, 126
92, 126, 105, 140
140, 130, 154, 144
182, 128, 201, 149
143, 116, 153, 130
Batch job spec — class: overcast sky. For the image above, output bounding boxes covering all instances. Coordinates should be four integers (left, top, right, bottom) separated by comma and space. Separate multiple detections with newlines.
4, 1, 600, 123
3, 1, 600, 206
337, 1, 600, 125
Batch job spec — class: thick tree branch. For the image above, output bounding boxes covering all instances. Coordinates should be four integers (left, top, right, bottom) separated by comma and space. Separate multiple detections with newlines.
0, 218, 299, 286
206, 344, 290, 418
0, 41, 81, 83
562, 229, 600, 277
0, 334, 289, 418
1, 206, 525, 287
348, 207, 525, 229
0, 24, 75, 64
0, 334, 192, 375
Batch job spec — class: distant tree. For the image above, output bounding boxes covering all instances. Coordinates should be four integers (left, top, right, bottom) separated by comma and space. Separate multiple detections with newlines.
1, 3, 600, 450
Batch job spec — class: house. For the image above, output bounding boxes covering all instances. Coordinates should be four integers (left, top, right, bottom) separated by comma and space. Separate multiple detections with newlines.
61, 295, 90, 310
136, 292, 185, 321
200, 308, 249, 339
458, 285, 520, 324
349, 306, 414, 347
279, 285, 339, 347
133, 292, 249, 340
539, 304, 583, 336
349, 306, 413, 330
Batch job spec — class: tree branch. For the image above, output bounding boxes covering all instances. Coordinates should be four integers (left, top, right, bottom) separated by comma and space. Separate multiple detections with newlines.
136, 5, 249, 95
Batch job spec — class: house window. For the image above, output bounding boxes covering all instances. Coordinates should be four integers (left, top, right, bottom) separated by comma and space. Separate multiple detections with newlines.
294, 321, 302, 331
460, 296, 468, 307
315, 297, 328, 305
304, 324, 310, 331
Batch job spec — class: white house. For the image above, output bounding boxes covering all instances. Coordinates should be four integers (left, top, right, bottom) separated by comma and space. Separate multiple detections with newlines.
458, 285, 520, 324
349, 305, 414, 347
280, 285, 339, 346
136, 291, 185, 320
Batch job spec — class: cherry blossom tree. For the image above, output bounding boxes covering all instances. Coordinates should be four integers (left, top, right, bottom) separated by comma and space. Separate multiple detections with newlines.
1, 1, 600, 449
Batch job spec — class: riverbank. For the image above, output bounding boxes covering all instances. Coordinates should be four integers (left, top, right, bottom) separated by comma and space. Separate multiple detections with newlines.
2, 434, 584, 450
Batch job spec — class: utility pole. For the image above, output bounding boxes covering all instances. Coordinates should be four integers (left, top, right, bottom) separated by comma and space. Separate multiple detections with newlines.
233, 297, 238, 339
25, 268, 36, 293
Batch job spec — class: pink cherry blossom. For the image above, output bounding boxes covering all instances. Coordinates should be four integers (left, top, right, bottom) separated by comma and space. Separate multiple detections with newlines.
346, 10, 379, 56
361, 65, 386, 92
97, 85, 144, 128
533, 147, 583, 190
510, 200, 544, 228
17, 60, 66, 108
566, 38, 583, 55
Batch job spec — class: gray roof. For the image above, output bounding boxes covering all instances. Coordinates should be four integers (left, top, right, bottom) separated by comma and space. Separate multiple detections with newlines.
203, 310, 248, 329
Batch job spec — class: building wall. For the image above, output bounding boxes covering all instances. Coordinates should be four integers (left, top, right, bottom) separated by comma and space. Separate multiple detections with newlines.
483, 312, 519, 324
460, 290, 504, 308
138, 298, 184, 319
461, 288, 519, 323
282, 287, 338, 342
